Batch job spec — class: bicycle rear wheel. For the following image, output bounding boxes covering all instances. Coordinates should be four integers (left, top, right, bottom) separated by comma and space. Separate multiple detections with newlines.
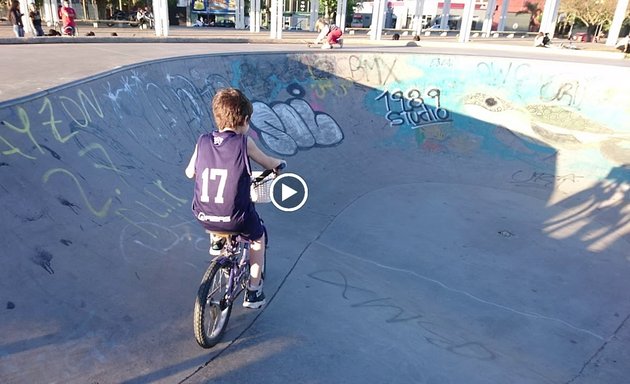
194, 261, 233, 348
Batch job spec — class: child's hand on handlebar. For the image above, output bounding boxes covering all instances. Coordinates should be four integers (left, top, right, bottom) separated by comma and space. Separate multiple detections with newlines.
274, 160, 287, 174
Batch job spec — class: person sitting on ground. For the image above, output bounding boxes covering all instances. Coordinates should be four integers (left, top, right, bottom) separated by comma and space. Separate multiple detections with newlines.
136, 7, 146, 28
313, 18, 343, 49
194, 15, 204, 27
185, 88, 285, 309
616, 34, 630, 53
542, 33, 551, 46
392, 33, 400, 40
137, 6, 153, 29
534, 32, 545, 47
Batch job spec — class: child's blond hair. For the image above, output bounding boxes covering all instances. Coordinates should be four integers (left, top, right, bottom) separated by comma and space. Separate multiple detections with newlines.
315, 18, 328, 32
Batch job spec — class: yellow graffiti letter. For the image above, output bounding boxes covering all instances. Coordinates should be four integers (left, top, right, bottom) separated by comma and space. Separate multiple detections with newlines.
1, 106, 43, 156
42, 168, 113, 218
39, 97, 78, 143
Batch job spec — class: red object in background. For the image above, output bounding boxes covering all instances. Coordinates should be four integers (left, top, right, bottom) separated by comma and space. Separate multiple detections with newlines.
574, 32, 591, 42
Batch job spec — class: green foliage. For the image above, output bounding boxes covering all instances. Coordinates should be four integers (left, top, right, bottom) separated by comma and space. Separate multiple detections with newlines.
560, 0, 617, 28
318, 0, 359, 22
516, 1, 542, 16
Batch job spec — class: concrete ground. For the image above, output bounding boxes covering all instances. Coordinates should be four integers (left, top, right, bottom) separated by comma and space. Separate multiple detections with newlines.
0, 24, 629, 384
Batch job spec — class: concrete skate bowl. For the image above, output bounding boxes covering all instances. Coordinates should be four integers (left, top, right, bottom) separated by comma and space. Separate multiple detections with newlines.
1, 51, 630, 384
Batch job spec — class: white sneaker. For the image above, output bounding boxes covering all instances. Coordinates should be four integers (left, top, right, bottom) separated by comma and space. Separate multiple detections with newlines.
209, 235, 226, 256
243, 288, 266, 309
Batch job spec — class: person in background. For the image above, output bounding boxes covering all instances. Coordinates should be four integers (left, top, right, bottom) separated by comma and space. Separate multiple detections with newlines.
29, 3, 45, 37
9, 0, 25, 38
534, 32, 545, 47
59, 0, 77, 36
313, 18, 344, 49
616, 33, 630, 54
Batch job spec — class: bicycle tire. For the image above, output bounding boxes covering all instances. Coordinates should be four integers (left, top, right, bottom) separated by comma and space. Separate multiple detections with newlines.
194, 260, 233, 348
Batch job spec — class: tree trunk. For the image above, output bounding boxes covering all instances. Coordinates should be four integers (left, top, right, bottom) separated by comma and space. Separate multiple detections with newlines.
587, 23, 597, 41
95, 0, 107, 19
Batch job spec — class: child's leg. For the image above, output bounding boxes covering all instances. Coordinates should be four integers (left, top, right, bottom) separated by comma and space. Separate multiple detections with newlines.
243, 231, 266, 309
249, 232, 265, 289
327, 30, 343, 47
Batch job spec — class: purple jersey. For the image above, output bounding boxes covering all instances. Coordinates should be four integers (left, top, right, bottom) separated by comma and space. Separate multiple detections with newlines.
192, 130, 255, 232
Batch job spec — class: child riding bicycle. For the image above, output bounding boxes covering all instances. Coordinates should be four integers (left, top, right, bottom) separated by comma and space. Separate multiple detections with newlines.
185, 88, 285, 309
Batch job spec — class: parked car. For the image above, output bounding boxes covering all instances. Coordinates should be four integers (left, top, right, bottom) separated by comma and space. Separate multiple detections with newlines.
573, 32, 591, 42
107, 10, 136, 27
214, 19, 235, 28
428, 24, 450, 30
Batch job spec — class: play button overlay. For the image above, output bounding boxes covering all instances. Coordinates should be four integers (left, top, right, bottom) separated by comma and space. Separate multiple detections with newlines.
281, 184, 297, 201
270, 173, 308, 212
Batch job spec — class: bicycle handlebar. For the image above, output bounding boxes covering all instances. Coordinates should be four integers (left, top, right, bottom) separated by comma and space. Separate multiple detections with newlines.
253, 161, 286, 183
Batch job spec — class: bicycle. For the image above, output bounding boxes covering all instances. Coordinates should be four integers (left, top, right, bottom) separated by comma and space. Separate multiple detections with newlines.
193, 164, 284, 348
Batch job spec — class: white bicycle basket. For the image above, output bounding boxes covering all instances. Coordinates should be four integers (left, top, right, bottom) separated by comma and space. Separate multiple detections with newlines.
251, 171, 275, 203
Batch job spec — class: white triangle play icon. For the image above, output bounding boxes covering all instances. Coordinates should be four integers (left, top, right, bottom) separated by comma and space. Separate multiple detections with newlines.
281, 184, 298, 201
270, 173, 309, 212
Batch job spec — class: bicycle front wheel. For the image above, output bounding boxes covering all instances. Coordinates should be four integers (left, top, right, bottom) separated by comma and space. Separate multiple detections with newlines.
194, 261, 232, 348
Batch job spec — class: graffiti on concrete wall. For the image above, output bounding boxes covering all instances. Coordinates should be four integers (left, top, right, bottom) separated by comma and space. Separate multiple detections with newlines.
356, 54, 629, 177
250, 84, 343, 156
0, 54, 349, 264
1, 52, 629, 266
374, 88, 451, 129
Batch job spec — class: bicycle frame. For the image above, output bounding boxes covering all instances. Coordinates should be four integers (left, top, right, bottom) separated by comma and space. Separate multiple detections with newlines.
213, 236, 251, 304
194, 206, 272, 348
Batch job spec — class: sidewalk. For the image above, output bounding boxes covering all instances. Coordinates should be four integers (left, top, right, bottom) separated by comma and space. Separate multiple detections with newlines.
0, 20, 626, 54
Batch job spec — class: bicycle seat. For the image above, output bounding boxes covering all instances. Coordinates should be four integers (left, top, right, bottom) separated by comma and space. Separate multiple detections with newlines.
205, 230, 239, 237
206, 231, 240, 256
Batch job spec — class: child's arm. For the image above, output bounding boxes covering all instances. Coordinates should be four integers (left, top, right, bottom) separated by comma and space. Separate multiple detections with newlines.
247, 137, 284, 170
314, 26, 329, 44
185, 144, 198, 179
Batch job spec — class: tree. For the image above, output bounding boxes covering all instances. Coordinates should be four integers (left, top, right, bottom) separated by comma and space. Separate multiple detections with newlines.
95, 0, 108, 19
560, 0, 618, 35
516, 1, 543, 32
319, 0, 359, 25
